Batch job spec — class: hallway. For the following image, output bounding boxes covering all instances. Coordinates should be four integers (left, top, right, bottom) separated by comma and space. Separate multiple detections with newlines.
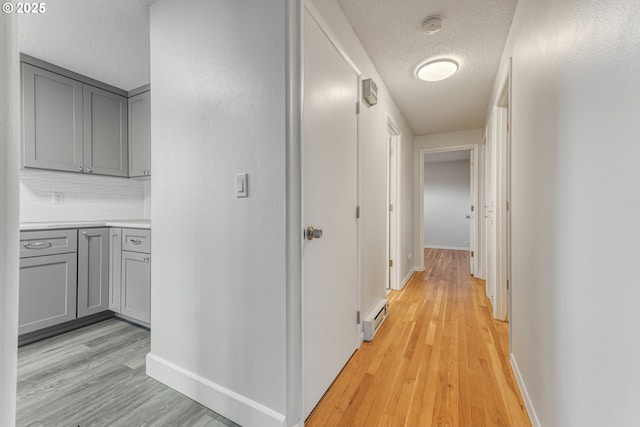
306, 249, 530, 427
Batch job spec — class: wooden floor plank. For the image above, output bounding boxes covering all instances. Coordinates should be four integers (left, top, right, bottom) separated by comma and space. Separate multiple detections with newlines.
306, 248, 531, 427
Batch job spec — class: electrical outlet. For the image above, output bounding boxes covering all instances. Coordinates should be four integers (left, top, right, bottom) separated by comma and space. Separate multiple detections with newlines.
52, 192, 64, 205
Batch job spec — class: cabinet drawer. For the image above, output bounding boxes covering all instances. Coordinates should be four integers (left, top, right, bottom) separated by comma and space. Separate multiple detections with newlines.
122, 228, 151, 253
20, 229, 78, 258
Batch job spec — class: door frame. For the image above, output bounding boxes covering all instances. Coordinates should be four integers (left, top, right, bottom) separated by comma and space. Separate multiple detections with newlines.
386, 116, 401, 290
493, 61, 512, 323
416, 144, 480, 272
299, 0, 362, 420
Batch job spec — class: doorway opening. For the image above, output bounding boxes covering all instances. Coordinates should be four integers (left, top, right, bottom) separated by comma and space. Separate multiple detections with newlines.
417, 145, 479, 275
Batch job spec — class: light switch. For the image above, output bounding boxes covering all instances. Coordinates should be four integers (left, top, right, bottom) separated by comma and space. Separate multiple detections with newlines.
235, 173, 248, 198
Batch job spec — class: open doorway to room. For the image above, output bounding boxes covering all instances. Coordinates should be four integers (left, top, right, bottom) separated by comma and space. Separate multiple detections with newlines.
418, 145, 479, 277
423, 150, 472, 254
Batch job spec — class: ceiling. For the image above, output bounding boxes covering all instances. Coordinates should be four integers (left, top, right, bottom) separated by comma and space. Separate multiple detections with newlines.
338, 0, 517, 136
17, 0, 516, 133
18, 0, 154, 91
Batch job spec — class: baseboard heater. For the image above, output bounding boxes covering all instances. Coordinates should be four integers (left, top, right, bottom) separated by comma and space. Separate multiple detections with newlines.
363, 299, 388, 342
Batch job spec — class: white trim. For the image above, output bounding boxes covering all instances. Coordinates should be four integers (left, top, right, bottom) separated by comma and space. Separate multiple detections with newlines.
414, 267, 425, 272
303, 1, 361, 77
399, 269, 415, 290
424, 245, 470, 251
285, 0, 302, 425
510, 354, 540, 427
146, 353, 287, 427
386, 116, 402, 291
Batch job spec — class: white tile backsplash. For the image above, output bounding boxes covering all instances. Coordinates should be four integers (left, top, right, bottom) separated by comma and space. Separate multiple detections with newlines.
20, 169, 150, 222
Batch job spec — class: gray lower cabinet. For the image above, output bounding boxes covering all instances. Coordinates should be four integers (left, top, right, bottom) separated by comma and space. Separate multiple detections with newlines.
121, 251, 151, 323
19, 230, 78, 335
110, 228, 151, 324
77, 228, 110, 318
128, 91, 151, 177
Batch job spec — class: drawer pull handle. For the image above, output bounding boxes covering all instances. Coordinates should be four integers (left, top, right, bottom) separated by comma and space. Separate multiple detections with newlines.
130, 239, 142, 245
23, 242, 52, 249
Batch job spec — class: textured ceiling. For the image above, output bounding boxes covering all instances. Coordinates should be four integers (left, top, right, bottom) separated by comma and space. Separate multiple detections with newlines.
338, 0, 517, 136
18, 0, 154, 90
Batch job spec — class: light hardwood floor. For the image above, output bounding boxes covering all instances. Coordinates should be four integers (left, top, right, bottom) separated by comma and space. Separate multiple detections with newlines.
306, 248, 531, 427
17, 318, 239, 427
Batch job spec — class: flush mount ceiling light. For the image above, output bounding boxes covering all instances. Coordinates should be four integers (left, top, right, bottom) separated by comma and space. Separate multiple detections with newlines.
416, 59, 459, 82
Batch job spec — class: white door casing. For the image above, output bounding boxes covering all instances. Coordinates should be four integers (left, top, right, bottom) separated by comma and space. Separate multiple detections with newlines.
387, 131, 398, 290
302, 6, 360, 420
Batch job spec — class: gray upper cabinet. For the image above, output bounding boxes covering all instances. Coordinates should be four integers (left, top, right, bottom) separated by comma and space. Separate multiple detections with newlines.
77, 228, 110, 318
128, 91, 151, 177
21, 58, 130, 178
83, 85, 128, 177
22, 63, 84, 173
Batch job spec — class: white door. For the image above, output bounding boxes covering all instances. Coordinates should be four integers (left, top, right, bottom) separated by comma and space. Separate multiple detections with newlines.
302, 9, 359, 420
387, 135, 397, 290
469, 150, 476, 275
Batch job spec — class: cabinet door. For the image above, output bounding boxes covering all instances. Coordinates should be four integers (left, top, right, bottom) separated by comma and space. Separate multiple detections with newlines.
128, 91, 151, 177
83, 85, 128, 177
19, 253, 77, 335
22, 63, 84, 173
109, 228, 122, 312
121, 251, 150, 323
77, 228, 109, 317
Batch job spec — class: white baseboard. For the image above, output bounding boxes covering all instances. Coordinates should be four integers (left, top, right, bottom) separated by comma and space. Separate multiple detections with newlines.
424, 244, 470, 251
414, 266, 425, 272
146, 353, 286, 427
399, 270, 415, 289
510, 353, 541, 427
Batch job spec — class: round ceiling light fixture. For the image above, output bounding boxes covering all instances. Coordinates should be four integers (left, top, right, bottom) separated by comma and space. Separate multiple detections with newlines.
416, 59, 459, 82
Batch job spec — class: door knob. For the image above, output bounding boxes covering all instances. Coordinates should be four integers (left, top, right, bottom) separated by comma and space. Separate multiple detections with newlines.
306, 226, 323, 240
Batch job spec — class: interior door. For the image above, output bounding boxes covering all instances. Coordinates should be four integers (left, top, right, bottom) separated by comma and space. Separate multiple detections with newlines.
302, 9, 359, 420
388, 135, 397, 289
469, 150, 476, 275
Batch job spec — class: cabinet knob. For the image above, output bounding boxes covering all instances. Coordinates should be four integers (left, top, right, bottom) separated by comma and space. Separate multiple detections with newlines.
85, 167, 93, 173
77, 165, 83, 171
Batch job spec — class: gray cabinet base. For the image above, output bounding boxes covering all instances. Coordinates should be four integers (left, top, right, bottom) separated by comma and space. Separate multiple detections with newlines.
18, 311, 114, 347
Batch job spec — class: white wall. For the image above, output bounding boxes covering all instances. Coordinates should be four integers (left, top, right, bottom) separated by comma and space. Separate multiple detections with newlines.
147, 1, 288, 426
414, 129, 482, 268
423, 160, 470, 250
0, 12, 20, 427
489, 0, 640, 425
310, 0, 415, 312
20, 170, 148, 222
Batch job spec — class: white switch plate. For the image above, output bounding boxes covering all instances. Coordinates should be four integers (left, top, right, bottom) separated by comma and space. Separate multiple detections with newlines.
235, 173, 248, 198
52, 192, 64, 205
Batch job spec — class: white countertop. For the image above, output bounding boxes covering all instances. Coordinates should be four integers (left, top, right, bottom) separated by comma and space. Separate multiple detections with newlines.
20, 219, 151, 231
